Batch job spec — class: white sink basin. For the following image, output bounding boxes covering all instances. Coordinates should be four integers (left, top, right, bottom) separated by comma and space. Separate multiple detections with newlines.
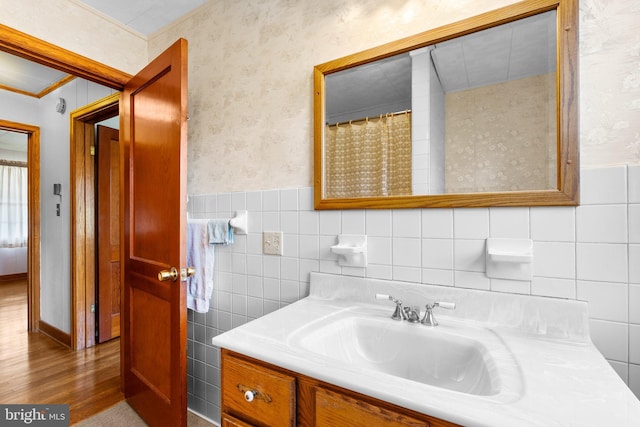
288, 313, 501, 396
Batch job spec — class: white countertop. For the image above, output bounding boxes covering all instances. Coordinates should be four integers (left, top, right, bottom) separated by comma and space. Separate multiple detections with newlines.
212, 273, 640, 427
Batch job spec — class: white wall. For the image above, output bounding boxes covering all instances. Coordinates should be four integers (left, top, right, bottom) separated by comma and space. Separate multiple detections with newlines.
0, 90, 39, 123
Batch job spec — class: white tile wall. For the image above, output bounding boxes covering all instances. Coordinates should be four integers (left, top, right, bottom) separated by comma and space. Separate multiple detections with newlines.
627, 165, 640, 203
577, 281, 628, 322
490, 207, 530, 238
630, 324, 640, 365
576, 205, 627, 243
577, 243, 628, 283
422, 208, 453, 238
590, 319, 628, 362
630, 205, 640, 243
581, 166, 627, 204
531, 207, 575, 242
631, 364, 640, 398
187, 164, 640, 421
532, 277, 576, 299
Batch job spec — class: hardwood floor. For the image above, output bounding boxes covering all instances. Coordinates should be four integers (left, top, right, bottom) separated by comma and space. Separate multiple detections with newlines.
0, 279, 124, 425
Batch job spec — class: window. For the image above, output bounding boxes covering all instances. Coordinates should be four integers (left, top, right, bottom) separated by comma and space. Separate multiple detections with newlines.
0, 162, 28, 248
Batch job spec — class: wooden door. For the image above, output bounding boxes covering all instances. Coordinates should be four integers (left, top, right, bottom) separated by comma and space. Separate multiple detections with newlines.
120, 38, 189, 427
97, 125, 121, 343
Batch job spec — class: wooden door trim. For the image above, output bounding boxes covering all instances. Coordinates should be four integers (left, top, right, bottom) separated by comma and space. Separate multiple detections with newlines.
70, 94, 120, 350
0, 119, 40, 333
0, 24, 131, 90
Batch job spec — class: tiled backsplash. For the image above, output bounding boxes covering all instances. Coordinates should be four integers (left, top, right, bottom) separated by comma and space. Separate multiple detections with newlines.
186, 164, 640, 422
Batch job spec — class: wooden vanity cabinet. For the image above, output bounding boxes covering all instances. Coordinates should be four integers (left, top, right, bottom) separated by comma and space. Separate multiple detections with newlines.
221, 350, 460, 427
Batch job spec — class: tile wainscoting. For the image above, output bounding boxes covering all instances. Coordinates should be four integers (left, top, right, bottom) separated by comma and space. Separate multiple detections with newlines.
186, 164, 640, 422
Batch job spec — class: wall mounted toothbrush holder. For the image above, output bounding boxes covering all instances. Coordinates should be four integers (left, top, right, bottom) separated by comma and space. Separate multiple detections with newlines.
229, 210, 248, 235
331, 235, 367, 267
485, 237, 533, 281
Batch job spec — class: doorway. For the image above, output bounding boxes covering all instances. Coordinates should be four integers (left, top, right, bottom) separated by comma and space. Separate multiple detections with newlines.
2, 25, 191, 427
0, 120, 40, 332
1, 23, 130, 350
69, 93, 120, 349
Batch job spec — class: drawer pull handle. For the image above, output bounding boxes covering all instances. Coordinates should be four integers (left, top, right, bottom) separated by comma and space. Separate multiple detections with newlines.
237, 383, 272, 403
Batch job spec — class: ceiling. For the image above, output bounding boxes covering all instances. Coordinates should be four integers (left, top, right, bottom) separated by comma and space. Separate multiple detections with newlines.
77, 0, 208, 37
326, 10, 556, 124
0, 0, 206, 153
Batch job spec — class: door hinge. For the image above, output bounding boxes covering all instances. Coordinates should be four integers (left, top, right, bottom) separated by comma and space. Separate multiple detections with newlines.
90, 303, 95, 313
90, 146, 96, 156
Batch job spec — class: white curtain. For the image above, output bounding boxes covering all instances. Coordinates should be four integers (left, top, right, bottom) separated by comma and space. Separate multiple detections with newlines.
0, 164, 28, 248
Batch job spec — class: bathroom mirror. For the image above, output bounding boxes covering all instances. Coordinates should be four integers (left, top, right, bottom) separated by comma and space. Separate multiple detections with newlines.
314, 0, 578, 209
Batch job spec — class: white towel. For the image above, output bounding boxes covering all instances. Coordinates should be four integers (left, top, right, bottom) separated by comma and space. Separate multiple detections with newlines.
186, 219, 215, 313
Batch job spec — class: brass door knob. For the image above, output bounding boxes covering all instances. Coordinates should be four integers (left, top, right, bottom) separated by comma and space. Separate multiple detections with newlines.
158, 267, 178, 282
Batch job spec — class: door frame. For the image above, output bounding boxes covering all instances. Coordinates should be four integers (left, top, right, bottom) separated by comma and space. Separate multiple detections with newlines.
69, 94, 120, 350
0, 24, 132, 348
0, 25, 130, 90
0, 119, 40, 332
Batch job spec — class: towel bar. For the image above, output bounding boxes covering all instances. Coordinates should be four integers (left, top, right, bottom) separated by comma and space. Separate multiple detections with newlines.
229, 210, 248, 235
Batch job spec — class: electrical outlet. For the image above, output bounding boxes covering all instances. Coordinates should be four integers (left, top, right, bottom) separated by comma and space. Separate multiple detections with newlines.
263, 231, 283, 255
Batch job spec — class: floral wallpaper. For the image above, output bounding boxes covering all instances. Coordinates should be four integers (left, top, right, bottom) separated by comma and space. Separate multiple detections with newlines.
579, 0, 640, 166
444, 73, 557, 193
148, 0, 640, 195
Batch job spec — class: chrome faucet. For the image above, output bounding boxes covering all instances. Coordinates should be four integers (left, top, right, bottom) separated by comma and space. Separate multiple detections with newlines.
421, 301, 456, 326
375, 294, 407, 321
403, 306, 421, 323
376, 294, 455, 325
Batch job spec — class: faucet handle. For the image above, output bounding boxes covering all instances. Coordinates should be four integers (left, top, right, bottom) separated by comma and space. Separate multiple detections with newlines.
434, 301, 456, 310
421, 301, 456, 326
375, 294, 407, 321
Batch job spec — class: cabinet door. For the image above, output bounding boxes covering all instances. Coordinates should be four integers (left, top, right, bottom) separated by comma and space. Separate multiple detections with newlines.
222, 352, 296, 426
315, 387, 430, 427
221, 413, 254, 427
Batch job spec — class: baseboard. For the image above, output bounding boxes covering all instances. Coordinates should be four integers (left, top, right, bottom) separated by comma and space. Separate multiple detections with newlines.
39, 320, 72, 348
0, 272, 28, 282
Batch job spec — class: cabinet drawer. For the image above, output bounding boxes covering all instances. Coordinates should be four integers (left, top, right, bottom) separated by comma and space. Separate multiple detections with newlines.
221, 413, 254, 427
315, 387, 430, 427
222, 352, 295, 427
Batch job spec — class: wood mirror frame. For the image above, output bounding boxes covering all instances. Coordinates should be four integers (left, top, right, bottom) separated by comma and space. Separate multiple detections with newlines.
313, 0, 578, 209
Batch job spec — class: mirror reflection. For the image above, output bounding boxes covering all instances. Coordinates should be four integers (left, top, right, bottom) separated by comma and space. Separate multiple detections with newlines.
324, 10, 557, 198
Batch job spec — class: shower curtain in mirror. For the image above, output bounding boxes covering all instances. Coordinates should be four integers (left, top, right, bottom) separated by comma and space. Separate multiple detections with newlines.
325, 112, 412, 198
0, 162, 28, 248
